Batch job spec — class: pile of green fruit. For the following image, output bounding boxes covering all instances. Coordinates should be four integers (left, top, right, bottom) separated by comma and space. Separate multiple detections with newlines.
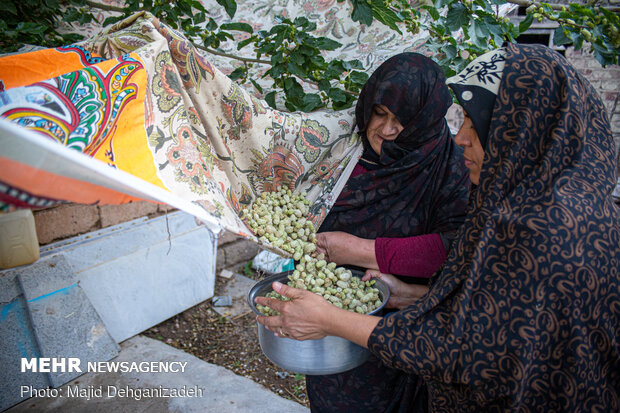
242, 187, 382, 316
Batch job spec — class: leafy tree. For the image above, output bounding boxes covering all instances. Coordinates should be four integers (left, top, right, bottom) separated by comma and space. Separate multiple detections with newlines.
1, 0, 618, 112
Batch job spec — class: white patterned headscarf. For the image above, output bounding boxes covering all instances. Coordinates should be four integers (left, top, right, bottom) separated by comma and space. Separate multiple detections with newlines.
446, 48, 506, 148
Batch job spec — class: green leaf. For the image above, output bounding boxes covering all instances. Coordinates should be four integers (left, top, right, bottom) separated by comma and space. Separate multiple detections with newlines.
289, 51, 305, 65
287, 62, 307, 78
216, 31, 234, 41
327, 87, 347, 103
102, 16, 123, 26
220, 22, 253, 33
301, 93, 323, 111
293, 16, 310, 27
193, 12, 205, 25
569, 31, 584, 51
314, 37, 342, 51
0, 2, 18, 15
351, 0, 373, 26
446, 3, 469, 32
422, 5, 440, 20
343, 59, 364, 70
205, 18, 218, 31
599, 8, 619, 25
284, 100, 299, 112
318, 79, 331, 91
216, 0, 237, 18
553, 26, 572, 46
16, 22, 47, 35
192, 0, 207, 13
270, 62, 285, 78
370, 0, 402, 33
347, 70, 369, 84
467, 20, 487, 48
237, 36, 256, 50
284, 77, 304, 99
228, 67, 246, 81
443, 44, 457, 60
265, 91, 277, 109
518, 13, 533, 34
250, 79, 263, 94
269, 24, 287, 35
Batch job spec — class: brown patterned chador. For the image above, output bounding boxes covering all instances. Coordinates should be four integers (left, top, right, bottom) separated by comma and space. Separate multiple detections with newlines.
256, 43, 619, 413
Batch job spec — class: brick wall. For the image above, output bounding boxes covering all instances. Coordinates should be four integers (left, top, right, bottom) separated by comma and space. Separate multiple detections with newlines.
565, 46, 620, 174
33, 202, 175, 245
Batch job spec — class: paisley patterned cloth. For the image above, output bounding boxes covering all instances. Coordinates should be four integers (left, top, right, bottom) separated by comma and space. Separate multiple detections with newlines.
0, 12, 362, 247
308, 53, 470, 413
368, 43, 620, 412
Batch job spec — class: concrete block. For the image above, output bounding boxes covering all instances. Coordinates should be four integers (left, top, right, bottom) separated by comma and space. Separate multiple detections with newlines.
33, 204, 100, 245
216, 239, 260, 271
217, 230, 241, 246
216, 247, 227, 271
157, 203, 177, 213
98, 201, 159, 228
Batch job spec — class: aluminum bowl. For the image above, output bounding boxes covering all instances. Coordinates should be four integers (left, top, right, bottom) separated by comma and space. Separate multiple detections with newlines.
247, 270, 390, 375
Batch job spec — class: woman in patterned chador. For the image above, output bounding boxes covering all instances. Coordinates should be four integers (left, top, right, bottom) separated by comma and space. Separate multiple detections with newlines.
256, 43, 620, 412
305, 52, 471, 412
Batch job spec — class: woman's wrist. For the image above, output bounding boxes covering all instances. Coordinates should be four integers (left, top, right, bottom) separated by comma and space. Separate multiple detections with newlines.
349, 237, 378, 269
323, 307, 381, 348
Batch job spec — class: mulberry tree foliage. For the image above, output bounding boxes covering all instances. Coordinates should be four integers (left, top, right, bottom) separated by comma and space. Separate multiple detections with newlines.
1, 0, 618, 112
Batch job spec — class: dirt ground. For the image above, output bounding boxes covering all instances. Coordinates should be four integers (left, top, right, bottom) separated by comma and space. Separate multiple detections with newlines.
143, 265, 310, 408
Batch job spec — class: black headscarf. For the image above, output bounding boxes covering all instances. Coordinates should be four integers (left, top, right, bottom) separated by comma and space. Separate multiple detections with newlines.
319, 53, 470, 240
369, 43, 620, 412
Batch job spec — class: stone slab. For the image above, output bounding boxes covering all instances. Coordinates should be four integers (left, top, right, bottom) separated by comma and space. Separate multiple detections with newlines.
6, 335, 309, 413
77, 222, 216, 343
33, 212, 216, 343
16, 254, 77, 300
17, 255, 119, 388
0, 296, 48, 411
0, 267, 22, 304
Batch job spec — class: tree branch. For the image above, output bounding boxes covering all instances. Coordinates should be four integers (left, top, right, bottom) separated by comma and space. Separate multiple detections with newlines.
507, 0, 619, 12
85, 0, 125, 13
194, 44, 271, 65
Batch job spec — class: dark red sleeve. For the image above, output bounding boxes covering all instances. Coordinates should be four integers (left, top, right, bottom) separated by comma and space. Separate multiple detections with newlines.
350, 162, 367, 178
374, 234, 446, 278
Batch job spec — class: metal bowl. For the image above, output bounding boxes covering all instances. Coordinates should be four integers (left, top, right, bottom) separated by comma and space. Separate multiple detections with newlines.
247, 270, 390, 375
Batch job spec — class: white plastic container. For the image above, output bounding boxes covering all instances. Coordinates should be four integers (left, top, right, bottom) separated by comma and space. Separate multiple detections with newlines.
0, 209, 40, 269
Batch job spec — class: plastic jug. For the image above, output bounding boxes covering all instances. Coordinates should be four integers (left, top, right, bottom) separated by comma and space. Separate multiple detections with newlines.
0, 209, 40, 269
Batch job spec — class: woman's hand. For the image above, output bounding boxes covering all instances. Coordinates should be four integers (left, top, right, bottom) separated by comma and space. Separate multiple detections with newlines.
255, 282, 336, 340
315, 231, 378, 269
362, 270, 429, 310
255, 282, 383, 347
